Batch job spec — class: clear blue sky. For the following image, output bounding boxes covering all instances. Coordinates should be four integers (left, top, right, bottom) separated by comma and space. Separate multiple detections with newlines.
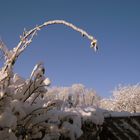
0, 0, 140, 97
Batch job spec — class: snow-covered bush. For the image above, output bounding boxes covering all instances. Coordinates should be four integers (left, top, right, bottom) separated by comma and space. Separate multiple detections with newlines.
0, 20, 101, 140
100, 84, 140, 113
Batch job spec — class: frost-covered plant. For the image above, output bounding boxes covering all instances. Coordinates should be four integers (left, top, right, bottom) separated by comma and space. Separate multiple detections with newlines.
0, 20, 102, 140
100, 84, 140, 113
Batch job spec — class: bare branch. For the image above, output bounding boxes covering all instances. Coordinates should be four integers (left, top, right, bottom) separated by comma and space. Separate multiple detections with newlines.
14, 20, 97, 65
1, 20, 98, 82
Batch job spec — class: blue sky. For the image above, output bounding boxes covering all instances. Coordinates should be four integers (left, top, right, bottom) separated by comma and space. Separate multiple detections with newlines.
0, 0, 140, 97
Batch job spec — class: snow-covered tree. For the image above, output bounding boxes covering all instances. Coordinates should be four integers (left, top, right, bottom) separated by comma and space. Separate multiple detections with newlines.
100, 84, 140, 113
45, 84, 100, 108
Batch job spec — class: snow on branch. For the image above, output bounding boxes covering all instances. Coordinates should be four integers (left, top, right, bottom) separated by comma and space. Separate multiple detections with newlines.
0, 20, 98, 85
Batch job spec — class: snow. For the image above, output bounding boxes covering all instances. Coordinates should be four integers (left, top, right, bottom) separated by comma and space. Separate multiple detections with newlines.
61, 121, 83, 140
43, 78, 51, 86
10, 100, 26, 120
103, 110, 140, 118
0, 108, 17, 128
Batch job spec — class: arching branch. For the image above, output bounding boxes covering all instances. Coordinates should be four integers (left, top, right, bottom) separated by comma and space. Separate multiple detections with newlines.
1, 20, 98, 81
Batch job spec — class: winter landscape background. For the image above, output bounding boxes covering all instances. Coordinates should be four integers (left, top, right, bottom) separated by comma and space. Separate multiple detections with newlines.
0, 1, 140, 140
